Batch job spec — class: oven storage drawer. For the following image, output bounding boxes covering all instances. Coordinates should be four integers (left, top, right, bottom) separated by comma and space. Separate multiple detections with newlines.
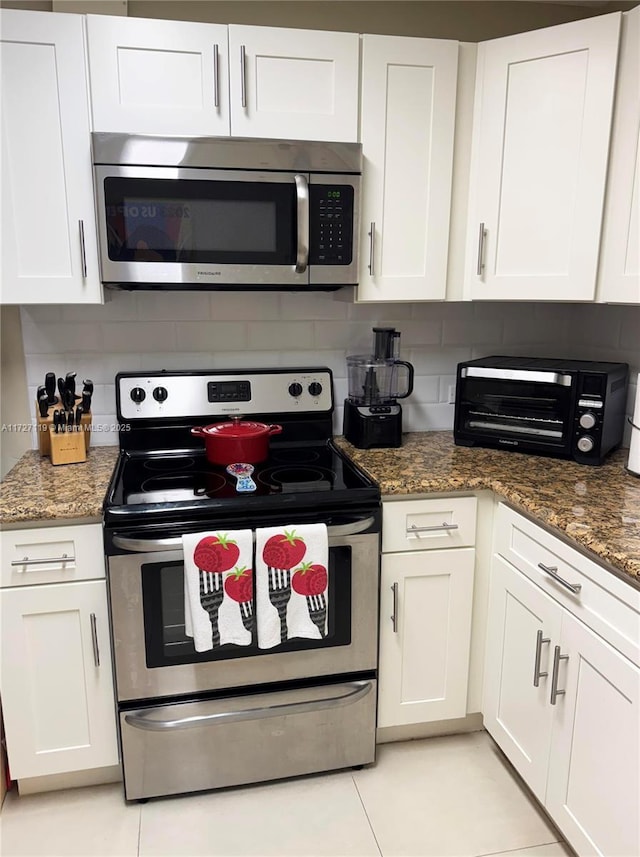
119, 678, 377, 800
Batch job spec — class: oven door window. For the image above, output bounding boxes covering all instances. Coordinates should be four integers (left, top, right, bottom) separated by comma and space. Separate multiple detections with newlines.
141, 547, 352, 667
103, 177, 296, 265
458, 378, 573, 448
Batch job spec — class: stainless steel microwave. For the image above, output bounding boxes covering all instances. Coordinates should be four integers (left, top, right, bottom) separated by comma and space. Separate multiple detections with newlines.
91, 133, 361, 291
454, 356, 628, 465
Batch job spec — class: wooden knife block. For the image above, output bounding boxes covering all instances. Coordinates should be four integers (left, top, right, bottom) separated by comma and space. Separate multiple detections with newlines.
36, 403, 92, 465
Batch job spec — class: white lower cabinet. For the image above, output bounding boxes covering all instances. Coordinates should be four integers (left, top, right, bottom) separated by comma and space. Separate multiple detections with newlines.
484, 504, 640, 857
0, 525, 118, 781
378, 497, 476, 728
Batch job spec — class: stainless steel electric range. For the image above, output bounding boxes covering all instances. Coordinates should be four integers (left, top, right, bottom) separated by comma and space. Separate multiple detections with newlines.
103, 367, 381, 801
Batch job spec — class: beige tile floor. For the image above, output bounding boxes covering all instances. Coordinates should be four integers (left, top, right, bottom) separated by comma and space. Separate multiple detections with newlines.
0, 732, 574, 857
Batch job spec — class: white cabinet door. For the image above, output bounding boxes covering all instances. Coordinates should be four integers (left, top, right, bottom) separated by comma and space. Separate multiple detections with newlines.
0, 9, 102, 305
87, 15, 230, 135
357, 35, 458, 302
228, 25, 359, 142
465, 13, 621, 301
378, 548, 474, 727
0, 580, 119, 779
483, 555, 562, 802
546, 612, 640, 857
597, 7, 640, 304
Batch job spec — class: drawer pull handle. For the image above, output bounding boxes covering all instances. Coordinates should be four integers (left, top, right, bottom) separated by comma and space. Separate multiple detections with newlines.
11, 554, 74, 568
90, 612, 100, 667
533, 629, 550, 687
538, 563, 582, 594
550, 645, 568, 705
407, 523, 459, 535
391, 582, 398, 633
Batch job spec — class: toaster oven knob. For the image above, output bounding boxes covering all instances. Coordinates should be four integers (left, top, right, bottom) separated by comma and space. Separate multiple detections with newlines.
577, 435, 595, 453
288, 382, 303, 398
130, 387, 146, 404
579, 412, 597, 430
308, 382, 323, 397
153, 386, 168, 403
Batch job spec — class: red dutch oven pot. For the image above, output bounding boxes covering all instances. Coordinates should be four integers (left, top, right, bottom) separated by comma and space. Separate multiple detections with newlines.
191, 417, 283, 466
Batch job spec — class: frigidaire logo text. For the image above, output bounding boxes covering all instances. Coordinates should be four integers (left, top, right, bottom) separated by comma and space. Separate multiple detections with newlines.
499, 439, 519, 446
197, 271, 222, 277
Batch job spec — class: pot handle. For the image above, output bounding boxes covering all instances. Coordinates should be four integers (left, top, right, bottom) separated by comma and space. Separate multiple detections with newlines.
268, 424, 283, 436
190, 426, 206, 438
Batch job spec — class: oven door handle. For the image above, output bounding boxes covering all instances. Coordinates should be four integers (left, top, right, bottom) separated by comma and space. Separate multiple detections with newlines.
111, 516, 377, 553
123, 680, 373, 732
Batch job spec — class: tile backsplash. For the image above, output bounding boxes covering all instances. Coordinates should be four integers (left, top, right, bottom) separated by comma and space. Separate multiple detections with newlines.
20, 292, 640, 447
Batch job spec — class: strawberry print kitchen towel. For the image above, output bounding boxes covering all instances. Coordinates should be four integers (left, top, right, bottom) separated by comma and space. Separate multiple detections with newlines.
255, 524, 328, 649
183, 530, 254, 652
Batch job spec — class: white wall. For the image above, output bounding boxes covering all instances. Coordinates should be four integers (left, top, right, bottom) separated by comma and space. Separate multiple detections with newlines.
20, 294, 640, 447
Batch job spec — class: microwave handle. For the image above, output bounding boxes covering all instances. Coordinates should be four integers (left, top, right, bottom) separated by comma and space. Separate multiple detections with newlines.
294, 174, 309, 274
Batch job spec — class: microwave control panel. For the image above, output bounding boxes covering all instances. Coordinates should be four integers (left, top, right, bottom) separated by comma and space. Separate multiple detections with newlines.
309, 185, 354, 266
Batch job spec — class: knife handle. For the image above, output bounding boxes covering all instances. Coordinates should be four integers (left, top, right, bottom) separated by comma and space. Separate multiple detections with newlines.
82, 391, 92, 412
45, 373, 57, 403
38, 395, 49, 418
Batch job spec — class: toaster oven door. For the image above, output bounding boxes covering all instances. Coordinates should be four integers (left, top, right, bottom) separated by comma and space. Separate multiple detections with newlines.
455, 370, 575, 453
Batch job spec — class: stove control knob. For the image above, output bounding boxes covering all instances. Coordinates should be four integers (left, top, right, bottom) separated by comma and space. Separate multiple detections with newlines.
579, 412, 597, 430
577, 435, 595, 453
308, 382, 323, 398
130, 387, 146, 404
153, 386, 168, 403
288, 382, 303, 397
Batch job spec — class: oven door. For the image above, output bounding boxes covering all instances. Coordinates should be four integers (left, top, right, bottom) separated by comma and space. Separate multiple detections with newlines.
94, 165, 309, 286
107, 515, 380, 702
455, 369, 575, 453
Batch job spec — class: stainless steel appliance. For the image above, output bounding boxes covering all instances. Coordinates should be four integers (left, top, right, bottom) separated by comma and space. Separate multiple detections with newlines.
92, 134, 361, 290
454, 356, 628, 465
343, 327, 414, 448
103, 367, 380, 800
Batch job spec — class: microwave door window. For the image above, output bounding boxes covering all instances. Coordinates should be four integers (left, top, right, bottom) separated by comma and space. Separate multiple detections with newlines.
103, 178, 296, 265
462, 379, 572, 446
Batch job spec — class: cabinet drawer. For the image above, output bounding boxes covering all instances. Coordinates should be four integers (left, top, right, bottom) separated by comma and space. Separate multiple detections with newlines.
382, 496, 477, 553
0, 524, 105, 587
494, 503, 640, 664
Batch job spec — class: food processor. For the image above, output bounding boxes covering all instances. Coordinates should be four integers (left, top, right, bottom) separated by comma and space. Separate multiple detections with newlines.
343, 327, 414, 448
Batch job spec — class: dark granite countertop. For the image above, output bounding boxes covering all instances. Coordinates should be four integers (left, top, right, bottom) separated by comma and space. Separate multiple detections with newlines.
334, 432, 640, 586
0, 447, 119, 527
2, 435, 638, 587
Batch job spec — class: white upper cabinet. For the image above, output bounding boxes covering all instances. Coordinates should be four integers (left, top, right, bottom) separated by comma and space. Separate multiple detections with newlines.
87, 15, 230, 135
357, 35, 459, 302
227, 25, 359, 142
597, 7, 640, 304
0, 9, 102, 305
465, 13, 621, 302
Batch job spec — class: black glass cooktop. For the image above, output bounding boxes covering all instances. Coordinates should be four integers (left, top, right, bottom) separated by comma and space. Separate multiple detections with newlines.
103, 441, 379, 526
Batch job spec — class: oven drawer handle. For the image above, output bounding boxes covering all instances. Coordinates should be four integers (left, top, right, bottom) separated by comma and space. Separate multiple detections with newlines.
111, 517, 376, 553
123, 680, 373, 732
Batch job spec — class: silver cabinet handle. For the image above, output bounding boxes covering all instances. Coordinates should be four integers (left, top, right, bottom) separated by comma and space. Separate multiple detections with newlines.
240, 44, 247, 108
294, 173, 309, 274
550, 645, 568, 705
124, 680, 372, 731
11, 554, 74, 567
533, 629, 550, 687
407, 523, 459, 535
390, 582, 398, 633
112, 517, 376, 553
368, 222, 375, 275
78, 220, 87, 278
90, 612, 100, 667
538, 563, 582, 595
213, 43, 219, 108
476, 222, 486, 276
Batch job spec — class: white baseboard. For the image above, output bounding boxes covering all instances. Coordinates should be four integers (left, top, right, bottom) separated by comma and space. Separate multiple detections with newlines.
376, 712, 484, 744
17, 764, 121, 796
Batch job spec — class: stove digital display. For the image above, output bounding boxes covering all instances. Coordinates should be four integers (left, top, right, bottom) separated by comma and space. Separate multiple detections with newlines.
207, 380, 251, 403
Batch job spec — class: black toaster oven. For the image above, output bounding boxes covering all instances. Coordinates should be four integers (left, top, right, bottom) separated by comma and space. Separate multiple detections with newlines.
454, 356, 628, 465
